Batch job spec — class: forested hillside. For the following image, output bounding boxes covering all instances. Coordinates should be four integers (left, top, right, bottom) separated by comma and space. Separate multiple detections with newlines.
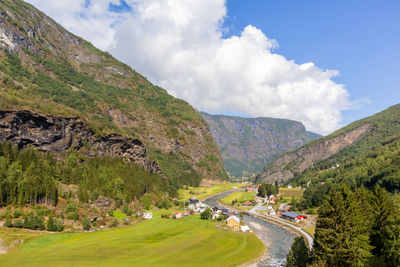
201, 112, 320, 178
257, 103, 400, 184
0, 0, 227, 187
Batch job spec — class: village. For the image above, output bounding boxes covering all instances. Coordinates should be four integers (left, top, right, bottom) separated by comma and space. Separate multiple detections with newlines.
140, 184, 310, 233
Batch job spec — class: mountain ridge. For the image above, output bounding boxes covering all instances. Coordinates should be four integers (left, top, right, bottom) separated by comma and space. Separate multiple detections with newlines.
200, 111, 321, 177
257, 103, 400, 184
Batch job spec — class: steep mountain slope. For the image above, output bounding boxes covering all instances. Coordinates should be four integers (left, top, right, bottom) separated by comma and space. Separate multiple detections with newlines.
0, 0, 227, 185
201, 112, 321, 177
257, 103, 400, 183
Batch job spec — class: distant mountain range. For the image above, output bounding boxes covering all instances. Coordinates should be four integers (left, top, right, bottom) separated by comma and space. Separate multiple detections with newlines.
200, 112, 321, 178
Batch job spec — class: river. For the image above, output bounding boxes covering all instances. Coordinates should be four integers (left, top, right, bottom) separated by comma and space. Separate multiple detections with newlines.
205, 191, 295, 267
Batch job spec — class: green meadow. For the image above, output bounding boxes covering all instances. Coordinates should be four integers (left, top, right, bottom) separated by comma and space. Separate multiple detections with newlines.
178, 183, 244, 201
220, 191, 256, 204
0, 216, 264, 266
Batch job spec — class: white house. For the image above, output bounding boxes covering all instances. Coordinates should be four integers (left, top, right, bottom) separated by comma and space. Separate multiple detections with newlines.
143, 212, 153, 219
188, 204, 195, 210
212, 213, 220, 220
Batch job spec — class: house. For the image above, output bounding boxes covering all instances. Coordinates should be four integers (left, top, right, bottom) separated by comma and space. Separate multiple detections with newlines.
287, 184, 293, 189
226, 215, 240, 229
212, 213, 220, 220
189, 197, 199, 204
221, 208, 229, 215
281, 212, 307, 223
188, 204, 195, 210
240, 225, 251, 232
173, 211, 182, 219
255, 196, 266, 203
143, 212, 153, 219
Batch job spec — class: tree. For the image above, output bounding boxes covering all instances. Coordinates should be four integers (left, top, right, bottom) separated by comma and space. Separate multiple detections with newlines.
286, 237, 311, 267
200, 208, 211, 220
313, 185, 372, 266
382, 194, 400, 266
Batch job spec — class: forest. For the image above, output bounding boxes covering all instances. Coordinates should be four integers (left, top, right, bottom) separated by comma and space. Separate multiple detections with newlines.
0, 142, 172, 207
287, 185, 400, 267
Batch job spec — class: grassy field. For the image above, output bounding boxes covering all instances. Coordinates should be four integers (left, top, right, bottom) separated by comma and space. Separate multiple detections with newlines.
0, 216, 264, 266
220, 191, 256, 204
279, 188, 304, 199
178, 183, 244, 201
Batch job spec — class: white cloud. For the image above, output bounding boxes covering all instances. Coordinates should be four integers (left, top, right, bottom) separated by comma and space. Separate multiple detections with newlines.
26, 0, 353, 134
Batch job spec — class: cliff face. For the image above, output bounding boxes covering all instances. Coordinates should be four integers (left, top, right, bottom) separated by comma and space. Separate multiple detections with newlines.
257, 123, 373, 183
0, 110, 161, 173
0, 0, 226, 183
201, 112, 321, 177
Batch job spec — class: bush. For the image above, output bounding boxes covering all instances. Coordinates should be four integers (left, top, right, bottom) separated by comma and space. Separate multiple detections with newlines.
66, 203, 78, 213
5, 217, 12, 227
200, 208, 211, 220
47, 215, 63, 232
82, 216, 91, 231
13, 209, 24, 218
67, 211, 79, 221
13, 219, 23, 228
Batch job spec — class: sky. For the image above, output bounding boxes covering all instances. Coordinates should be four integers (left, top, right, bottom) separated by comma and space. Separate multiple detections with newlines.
26, 0, 400, 135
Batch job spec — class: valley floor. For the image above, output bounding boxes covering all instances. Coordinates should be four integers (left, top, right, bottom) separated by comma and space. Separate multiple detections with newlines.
0, 215, 264, 267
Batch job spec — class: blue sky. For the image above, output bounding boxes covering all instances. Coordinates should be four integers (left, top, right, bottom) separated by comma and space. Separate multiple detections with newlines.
224, 0, 400, 125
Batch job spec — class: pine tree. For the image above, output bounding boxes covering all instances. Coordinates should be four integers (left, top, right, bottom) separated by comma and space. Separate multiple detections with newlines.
286, 237, 311, 267
313, 185, 372, 266
370, 186, 392, 257
382, 194, 400, 266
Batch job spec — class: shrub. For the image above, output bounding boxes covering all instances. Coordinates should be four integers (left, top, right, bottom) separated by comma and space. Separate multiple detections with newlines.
110, 218, 119, 227
82, 216, 91, 231
13, 209, 24, 218
4, 217, 12, 227
67, 211, 79, 221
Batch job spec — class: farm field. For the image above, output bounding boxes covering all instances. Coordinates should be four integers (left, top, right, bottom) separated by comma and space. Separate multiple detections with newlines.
178, 183, 244, 201
0, 216, 264, 267
279, 188, 304, 199
220, 191, 256, 204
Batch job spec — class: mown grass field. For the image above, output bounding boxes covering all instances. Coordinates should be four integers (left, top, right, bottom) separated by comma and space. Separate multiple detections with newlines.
0, 216, 264, 266
178, 183, 244, 201
220, 191, 256, 204
279, 188, 304, 199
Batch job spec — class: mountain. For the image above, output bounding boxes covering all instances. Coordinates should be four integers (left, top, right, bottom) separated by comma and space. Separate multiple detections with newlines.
0, 0, 227, 187
257, 103, 400, 184
200, 112, 321, 178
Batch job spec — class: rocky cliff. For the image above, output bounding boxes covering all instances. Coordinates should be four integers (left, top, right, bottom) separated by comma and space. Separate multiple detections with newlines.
0, 110, 161, 173
256, 123, 372, 183
0, 0, 226, 184
201, 112, 321, 177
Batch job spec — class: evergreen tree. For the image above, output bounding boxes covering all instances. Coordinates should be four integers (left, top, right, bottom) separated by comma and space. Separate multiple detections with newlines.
286, 237, 311, 267
313, 185, 372, 266
370, 186, 392, 257
382, 194, 400, 266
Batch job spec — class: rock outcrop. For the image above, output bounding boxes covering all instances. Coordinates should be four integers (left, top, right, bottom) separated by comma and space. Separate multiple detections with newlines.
0, 110, 161, 173
257, 123, 372, 183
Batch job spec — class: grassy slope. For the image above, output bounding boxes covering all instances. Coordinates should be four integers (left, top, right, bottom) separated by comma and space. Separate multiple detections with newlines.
178, 183, 244, 201
0, 216, 264, 266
